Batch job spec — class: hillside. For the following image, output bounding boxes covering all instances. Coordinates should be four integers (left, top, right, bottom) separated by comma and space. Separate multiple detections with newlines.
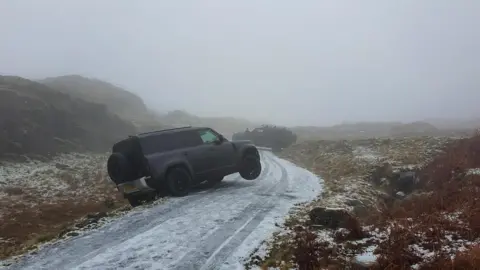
388, 121, 439, 136
39, 75, 258, 134
291, 122, 403, 140
39, 75, 162, 129
0, 76, 136, 159
292, 121, 474, 141
424, 117, 480, 130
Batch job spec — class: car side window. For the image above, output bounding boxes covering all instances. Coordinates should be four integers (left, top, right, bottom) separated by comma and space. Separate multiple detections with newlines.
198, 129, 219, 144
178, 131, 204, 147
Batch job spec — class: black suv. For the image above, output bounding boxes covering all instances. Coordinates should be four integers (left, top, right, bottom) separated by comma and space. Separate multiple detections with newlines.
107, 126, 262, 207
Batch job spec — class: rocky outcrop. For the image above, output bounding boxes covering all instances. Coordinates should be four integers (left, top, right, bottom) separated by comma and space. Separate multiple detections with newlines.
309, 207, 356, 229
370, 162, 420, 195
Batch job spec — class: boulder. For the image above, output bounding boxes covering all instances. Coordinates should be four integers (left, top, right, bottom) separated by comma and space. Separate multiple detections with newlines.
370, 162, 393, 185
351, 254, 378, 269
86, 212, 107, 221
55, 163, 70, 170
309, 207, 356, 229
392, 171, 419, 193
395, 191, 406, 199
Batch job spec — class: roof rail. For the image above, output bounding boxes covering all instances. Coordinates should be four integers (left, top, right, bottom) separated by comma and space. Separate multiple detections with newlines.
137, 126, 193, 136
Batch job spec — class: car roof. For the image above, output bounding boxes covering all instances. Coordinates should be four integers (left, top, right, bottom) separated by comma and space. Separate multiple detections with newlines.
135, 126, 209, 139
112, 126, 214, 151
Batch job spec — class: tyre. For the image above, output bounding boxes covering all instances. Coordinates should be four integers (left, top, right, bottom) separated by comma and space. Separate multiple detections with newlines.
107, 152, 132, 184
166, 166, 192, 197
239, 154, 262, 180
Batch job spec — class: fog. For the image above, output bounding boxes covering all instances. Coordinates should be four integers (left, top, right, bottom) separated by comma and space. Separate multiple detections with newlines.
1, 1, 479, 126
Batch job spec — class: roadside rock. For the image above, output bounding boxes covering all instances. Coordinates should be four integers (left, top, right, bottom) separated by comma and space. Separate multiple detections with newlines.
86, 212, 107, 220
351, 256, 378, 269
391, 171, 419, 194
370, 162, 393, 185
55, 163, 70, 170
66, 231, 79, 237
75, 212, 107, 229
309, 207, 356, 229
352, 204, 369, 218
395, 191, 406, 199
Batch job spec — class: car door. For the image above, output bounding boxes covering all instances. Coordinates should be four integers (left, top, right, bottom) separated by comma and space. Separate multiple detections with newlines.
197, 128, 236, 171
173, 131, 215, 177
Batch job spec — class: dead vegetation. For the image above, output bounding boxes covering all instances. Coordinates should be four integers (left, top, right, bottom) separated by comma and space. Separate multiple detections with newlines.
0, 197, 126, 259
249, 134, 480, 269
368, 133, 480, 269
0, 153, 128, 260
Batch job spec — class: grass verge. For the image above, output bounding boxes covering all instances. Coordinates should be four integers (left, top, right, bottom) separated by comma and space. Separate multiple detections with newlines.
249, 135, 480, 269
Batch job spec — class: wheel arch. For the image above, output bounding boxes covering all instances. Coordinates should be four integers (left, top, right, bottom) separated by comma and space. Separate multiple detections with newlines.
241, 146, 260, 159
162, 160, 194, 180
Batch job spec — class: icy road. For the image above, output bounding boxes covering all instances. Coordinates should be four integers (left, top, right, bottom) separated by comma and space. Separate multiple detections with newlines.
4, 151, 322, 270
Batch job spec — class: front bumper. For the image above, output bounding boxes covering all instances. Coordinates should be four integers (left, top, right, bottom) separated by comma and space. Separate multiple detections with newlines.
117, 177, 155, 196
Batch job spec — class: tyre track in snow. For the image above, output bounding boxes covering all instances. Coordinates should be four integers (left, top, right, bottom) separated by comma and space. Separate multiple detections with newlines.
177, 153, 289, 270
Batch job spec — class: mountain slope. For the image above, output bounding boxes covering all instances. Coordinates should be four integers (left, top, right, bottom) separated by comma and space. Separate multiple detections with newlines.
39, 75, 153, 123
0, 76, 136, 159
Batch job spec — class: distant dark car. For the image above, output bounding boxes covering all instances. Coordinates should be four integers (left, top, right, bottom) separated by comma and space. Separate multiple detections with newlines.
107, 126, 262, 207
232, 125, 297, 152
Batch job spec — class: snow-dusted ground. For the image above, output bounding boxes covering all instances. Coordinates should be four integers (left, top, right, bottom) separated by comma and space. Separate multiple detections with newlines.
2, 151, 322, 270
0, 153, 111, 205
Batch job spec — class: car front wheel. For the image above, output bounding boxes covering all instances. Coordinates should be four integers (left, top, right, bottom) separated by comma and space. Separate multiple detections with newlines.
239, 154, 262, 180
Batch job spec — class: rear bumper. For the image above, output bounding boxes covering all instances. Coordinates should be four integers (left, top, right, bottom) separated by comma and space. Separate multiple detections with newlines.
117, 177, 155, 196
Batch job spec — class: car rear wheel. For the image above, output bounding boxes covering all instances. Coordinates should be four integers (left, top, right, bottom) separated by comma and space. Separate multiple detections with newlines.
239, 154, 262, 180
166, 167, 192, 197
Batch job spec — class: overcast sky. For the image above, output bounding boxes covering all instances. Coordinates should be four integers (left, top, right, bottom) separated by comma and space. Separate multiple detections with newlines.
1, 0, 479, 126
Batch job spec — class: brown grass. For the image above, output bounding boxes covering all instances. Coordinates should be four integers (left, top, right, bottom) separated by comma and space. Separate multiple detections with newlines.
0, 195, 127, 259
0, 170, 127, 260
1, 186, 24, 196
367, 134, 480, 269
260, 134, 480, 269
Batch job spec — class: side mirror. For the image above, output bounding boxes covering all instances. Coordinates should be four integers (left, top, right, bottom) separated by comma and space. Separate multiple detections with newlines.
214, 135, 225, 145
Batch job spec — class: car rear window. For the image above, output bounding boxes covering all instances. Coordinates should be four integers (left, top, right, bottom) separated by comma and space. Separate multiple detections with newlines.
140, 130, 203, 155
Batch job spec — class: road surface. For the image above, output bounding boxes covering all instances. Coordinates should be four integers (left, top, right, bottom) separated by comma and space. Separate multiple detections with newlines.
3, 151, 322, 270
